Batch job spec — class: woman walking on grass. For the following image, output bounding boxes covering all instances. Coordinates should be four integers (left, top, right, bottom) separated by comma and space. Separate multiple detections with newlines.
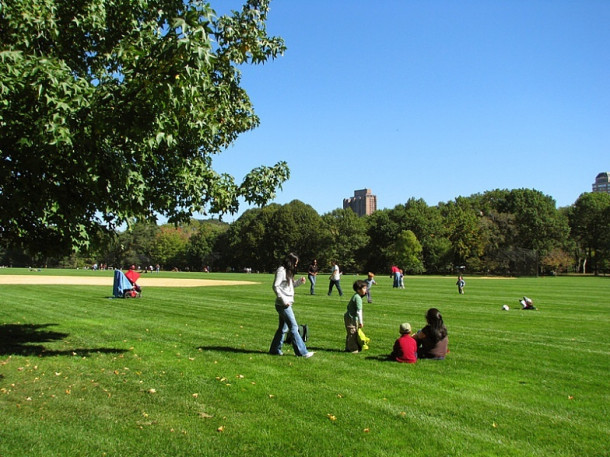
269, 253, 315, 358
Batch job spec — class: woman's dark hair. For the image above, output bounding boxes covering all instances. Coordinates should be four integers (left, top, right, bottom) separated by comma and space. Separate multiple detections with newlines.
282, 253, 299, 280
425, 307, 448, 340
353, 279, 367, 292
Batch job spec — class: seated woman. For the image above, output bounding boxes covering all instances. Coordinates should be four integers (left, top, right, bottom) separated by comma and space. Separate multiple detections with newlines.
412, 308, 448, 360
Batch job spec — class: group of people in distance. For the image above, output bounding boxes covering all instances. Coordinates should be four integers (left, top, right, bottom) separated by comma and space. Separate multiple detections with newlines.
269, 253, 449, 363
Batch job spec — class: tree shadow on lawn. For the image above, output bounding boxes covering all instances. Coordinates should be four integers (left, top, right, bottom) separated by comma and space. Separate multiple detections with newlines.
0, 323, 127, 357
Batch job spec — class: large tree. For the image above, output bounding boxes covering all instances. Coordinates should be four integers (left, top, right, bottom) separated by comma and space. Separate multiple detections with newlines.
392, 229, 424, 274
569, 192, 610, 274
441, 197, 485, 271
364, 209, 400, 273
186, 219, 228, 271
262, 200, 324, 270
396, 198, 451, 273
0, 0, 288, 255
478, 189, 568, 275
219, 200, 324, 272
321, 208, 369, 274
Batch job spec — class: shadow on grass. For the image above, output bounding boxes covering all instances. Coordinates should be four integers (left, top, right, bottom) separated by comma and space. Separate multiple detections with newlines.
197, 346, 268, 355
197, 345, 373, 355
307, 346, 346, 353
0, 323, 127, 357
364, 354, 395, 362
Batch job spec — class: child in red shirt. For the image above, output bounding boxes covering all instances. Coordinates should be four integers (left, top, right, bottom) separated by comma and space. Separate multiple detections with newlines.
391, 322, 417, 363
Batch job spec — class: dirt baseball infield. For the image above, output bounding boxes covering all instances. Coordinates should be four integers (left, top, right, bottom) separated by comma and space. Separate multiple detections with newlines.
0, 275, 258, 287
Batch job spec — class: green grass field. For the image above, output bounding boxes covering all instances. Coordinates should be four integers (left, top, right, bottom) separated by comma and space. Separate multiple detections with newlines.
1, 269, 608, 457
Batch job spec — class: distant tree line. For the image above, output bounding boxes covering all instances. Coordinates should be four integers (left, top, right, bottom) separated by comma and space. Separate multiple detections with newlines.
2, 189, 610, 276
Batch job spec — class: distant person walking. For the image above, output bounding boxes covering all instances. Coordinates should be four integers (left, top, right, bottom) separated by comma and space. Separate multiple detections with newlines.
328, 260, 343, 297
365, 272, 376, 303
307, 259, 319, 295
269, 253, 314, 358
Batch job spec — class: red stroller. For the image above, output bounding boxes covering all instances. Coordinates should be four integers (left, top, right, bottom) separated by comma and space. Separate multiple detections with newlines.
113, 269, 142, 298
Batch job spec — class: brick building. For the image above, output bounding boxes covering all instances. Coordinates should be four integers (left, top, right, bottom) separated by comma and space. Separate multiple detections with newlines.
343, 189, 377, 217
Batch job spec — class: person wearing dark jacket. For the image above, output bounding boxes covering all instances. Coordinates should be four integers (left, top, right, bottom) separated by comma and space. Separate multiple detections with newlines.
412, 308, 448, 359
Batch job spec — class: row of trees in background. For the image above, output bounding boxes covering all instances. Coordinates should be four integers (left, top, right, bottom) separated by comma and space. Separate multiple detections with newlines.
3, 188, 610, 276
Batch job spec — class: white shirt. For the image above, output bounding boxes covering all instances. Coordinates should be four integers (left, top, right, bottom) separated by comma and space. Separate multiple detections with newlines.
272, 266, 301, 306
331, 264, 341, 281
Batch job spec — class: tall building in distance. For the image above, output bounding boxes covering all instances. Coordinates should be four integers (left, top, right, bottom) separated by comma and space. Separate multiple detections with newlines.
592, 172, 610, 195
343, 189, 377, 217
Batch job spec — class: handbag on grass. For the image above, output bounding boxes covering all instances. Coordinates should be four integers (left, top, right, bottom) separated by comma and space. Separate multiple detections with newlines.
284, 324, 308, 344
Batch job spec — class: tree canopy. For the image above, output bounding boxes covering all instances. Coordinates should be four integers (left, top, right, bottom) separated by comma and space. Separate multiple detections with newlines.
5, 189, 610, 276
569, 192, 610, 274
0, 0, 288, 255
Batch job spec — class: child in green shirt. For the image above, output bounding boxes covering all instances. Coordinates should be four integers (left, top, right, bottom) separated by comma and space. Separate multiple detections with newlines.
344, 280, 367, 353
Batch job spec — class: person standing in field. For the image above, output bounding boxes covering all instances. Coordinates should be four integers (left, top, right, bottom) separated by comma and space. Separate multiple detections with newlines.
328, 260, 343, 297
391, 265, 401, 288
365, 272, 376, 303
307, 259, 319, 295
456, 275, 465, 294
269, 253, 315, 358
344, 280, 367, 353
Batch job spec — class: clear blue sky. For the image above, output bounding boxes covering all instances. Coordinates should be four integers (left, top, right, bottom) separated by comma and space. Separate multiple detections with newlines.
212, 0, 610, 220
